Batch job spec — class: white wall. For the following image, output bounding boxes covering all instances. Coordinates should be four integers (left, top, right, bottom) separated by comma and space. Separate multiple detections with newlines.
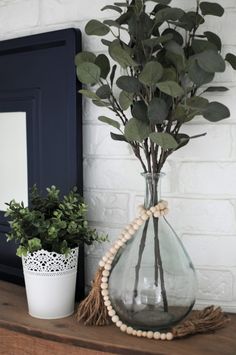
0, 0, 236, 312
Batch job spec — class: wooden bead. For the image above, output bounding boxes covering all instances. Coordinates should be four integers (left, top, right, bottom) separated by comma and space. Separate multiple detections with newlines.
126, 327, 133, 335
112, 315, 119, 323
100, 283, 108, 289
142, 331, 147, 337
99, 260, 105, 267
117, 240, 124, 247
132, 223, 139, 230
104, 300, 111, 307
154, 332, 161, 340
136, 219, 143, 226
154, 211, 160, 218
132, 330, 137, 336
116, 320, 122, 328
166, 332, 173, 341
101, 277, 108, 283
107, 305, 113, 311
146, 210, 152, 217
108, 309, 116, 317
102, 256, 108, 262
120, 324, 127, 332
104, 264, 111, 271
141, 213, 149, 221
128, 228, 135, 235
147, 331, 154, 339
106, 259, 113, 265
102, 270, 110, 277
160, 333, 166, 340
150, 206, 156, 213
136, 330, 142, 337
114, 244, 120, 250
124, 234, 132, 241
103, 295, 109, 301
109, 247, 116, 255
101, 289, 109, 296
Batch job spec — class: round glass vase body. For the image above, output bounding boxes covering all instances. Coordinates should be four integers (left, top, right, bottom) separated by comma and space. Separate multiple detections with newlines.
108, 173, 197, 331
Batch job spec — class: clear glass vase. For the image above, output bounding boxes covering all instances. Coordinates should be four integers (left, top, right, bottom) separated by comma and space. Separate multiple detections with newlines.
108, 173, 197, 331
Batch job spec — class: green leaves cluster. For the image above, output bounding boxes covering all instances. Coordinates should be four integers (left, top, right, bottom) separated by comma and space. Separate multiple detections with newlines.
75, 0, 236, 173
5, 186, 106, 257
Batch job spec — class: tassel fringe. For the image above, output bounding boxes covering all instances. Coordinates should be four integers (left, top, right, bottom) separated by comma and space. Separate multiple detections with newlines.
172, 305, 230, 338
77, 268, 110, 326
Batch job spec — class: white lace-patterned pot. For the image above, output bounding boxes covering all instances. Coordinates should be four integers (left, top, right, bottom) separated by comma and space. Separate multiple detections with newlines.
22, 247, 79, 319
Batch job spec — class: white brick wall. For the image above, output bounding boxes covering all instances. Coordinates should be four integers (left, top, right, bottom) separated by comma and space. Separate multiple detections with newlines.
1, 0, 236, 312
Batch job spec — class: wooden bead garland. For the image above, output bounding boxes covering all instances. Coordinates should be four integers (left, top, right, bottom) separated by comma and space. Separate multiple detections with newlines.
98, 201, 173, 341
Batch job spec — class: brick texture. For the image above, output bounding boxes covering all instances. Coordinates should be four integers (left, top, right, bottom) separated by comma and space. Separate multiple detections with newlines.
0, 0, 236, 312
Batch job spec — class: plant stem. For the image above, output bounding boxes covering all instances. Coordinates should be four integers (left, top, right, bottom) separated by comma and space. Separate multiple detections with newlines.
132, 219, 149, 303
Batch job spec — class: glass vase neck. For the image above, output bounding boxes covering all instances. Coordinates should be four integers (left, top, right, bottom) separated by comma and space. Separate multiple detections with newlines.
141, 173, 165, 209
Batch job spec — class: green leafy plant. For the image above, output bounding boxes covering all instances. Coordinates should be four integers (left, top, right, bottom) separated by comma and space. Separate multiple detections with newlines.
75, 0, 236, 314
5, 186, 106, 257
76, 0, 236, 174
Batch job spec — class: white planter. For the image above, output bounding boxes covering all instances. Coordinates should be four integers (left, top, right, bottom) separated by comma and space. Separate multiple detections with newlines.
22, 247, 79, 319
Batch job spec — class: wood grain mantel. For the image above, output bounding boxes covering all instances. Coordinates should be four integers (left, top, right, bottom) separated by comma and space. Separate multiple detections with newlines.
0, 281, 235, 355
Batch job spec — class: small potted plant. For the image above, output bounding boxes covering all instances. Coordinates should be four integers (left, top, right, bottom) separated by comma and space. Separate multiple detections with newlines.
4, 185, 105, 319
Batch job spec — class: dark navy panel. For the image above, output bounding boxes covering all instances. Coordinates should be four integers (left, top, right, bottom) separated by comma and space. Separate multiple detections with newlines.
0, 29, 84, 299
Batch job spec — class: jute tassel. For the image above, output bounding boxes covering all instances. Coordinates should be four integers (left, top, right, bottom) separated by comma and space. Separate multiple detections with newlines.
77, 267, 110, 326
172, 306, 230, 338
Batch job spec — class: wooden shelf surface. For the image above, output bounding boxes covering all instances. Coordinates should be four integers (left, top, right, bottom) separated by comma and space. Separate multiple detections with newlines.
0, 281, 235, 355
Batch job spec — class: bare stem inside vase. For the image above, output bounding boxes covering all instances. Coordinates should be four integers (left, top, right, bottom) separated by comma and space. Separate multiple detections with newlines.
132, 174, 169, 313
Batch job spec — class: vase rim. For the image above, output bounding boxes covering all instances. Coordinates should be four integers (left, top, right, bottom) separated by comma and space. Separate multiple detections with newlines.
141, 172, 166, 178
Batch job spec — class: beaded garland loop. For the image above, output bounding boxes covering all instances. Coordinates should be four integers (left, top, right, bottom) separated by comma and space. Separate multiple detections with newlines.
98, 200, 174, 341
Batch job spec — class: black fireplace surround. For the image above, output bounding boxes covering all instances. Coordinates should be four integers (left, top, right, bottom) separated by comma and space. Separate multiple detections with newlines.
0, 29, 84, 299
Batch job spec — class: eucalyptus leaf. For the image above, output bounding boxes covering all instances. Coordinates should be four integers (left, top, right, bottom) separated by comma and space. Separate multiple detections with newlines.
200, 2, 224, 17
75, 51, 96, 66
101, 5, 122, 13
162, 28, 183, 45
161, 68, 177, 81
142, 34, 173, 48
204, 31, 222, 51
96, 85, 111, 99
175, 133, 190, 150
188, 59, 214, 86
110, 132, 127, 142
132, 101, 148, 121
76, 62, 101, 84
85, 20, 110, 36
203, 102, 230, 121
145, 0, 172, 4
149, 132, 178, 150
192, 39, 217, 53
101, 39, 112, 47
155, 7, 185, 23
110, 64, 117, 86
119, 91, 134, 110
124, 118, 151, 142
157, 81, 184, 97
186, 96, 209, 111
109, 40, 137, 68
116, 76, 141, 93
104, 20, 121, 28
225, 53, 236, 70
139, 61, 163, 86
174, 11, 204, 31
148, 97, 168, 124
79, 89, 100, 100
95, 54, 110, 79
165, 41, 185, 72
204, 86, 229, 93
98, 116, 120, 129
92, 100, 110, 107
196, 50, 225, 73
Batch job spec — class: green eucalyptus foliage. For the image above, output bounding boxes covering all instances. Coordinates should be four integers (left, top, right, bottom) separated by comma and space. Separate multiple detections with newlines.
5, 186, 106, 257
76, 0, 236, 173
